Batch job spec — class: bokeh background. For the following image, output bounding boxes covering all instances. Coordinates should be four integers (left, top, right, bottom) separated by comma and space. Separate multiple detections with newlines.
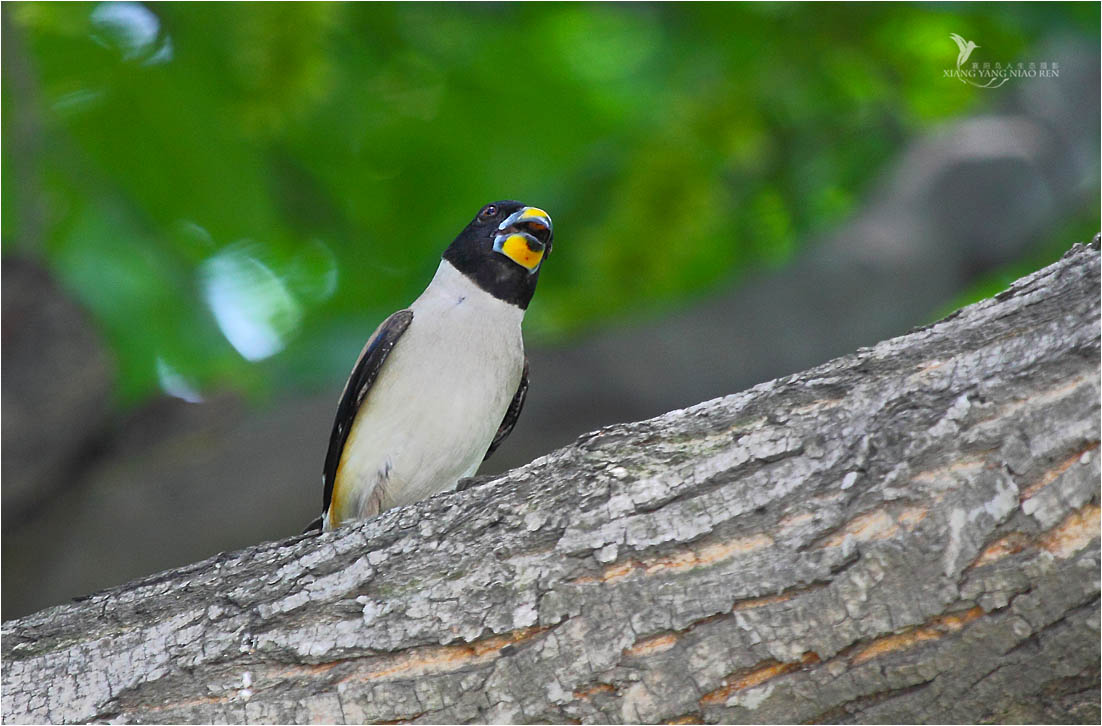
2, 2, 1098, 619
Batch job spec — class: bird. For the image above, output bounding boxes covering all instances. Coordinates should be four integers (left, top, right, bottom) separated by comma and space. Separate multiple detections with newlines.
306, 201, 553, 532
949, 33, 978, 69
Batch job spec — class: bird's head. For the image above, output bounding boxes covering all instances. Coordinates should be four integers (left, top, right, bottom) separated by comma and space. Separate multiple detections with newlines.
443, 201, 554, 309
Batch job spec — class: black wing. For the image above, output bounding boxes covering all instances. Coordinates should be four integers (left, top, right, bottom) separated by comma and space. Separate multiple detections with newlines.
321, 309, 414, 517
483, 357, 529, 460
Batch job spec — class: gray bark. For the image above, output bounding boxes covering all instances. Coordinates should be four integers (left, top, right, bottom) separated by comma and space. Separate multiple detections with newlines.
3, 242, 1100, 725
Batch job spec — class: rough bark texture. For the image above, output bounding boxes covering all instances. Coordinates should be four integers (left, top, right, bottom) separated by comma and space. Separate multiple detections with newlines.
3, 243, 1100, 725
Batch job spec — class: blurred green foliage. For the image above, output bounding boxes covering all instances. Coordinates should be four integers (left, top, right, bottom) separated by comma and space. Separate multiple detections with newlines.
2, 2, 1095, 404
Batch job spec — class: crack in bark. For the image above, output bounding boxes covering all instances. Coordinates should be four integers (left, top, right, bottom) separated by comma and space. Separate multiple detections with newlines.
613, 573, 842, 666
699, 652, 821, 707
965, 499, 1101, 573
338, 626, 551, 686
1002, 594, 1102, 658
1020, 441, 1100, 502
804, 678, 938, 724
1037, 503, 1100, 558
809, 504, 929, 550
572, 682, 617, 700
849, 606, 985, 665
571, 533, 774, 585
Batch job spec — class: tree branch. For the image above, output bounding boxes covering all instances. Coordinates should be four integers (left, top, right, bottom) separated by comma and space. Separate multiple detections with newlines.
3, 243, 1099, 724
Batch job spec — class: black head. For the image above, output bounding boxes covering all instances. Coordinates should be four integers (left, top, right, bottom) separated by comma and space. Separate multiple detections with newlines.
442, 200, 553, 309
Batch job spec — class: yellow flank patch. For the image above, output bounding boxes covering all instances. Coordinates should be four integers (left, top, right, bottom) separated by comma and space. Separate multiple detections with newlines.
502, 234, 544, 270
330, 415, 366, 526
330, 465, 350, 527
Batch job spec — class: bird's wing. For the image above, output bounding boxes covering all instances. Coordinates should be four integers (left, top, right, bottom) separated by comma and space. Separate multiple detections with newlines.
321, 309, 415, 517
484, 357, 529, 461
949, 33, 968, 52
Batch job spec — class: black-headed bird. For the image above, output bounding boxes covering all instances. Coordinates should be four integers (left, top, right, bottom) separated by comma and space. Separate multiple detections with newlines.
308, 201, 553, 532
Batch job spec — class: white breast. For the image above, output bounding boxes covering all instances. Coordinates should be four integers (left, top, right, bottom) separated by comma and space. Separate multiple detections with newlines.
330, 260, 525, 525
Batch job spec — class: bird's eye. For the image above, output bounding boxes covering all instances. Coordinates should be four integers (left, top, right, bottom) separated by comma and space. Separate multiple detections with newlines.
480, 204, 498, 219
